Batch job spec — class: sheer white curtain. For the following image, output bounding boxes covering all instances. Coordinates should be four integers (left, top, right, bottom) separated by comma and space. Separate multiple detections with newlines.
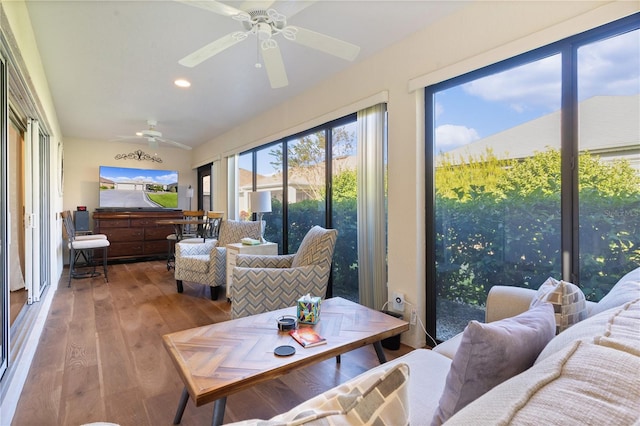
227, 155, 238, 219
357, 103, 387, 309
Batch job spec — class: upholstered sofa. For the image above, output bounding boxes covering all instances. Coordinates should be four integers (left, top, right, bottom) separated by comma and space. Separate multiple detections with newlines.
226, 268, 640, 425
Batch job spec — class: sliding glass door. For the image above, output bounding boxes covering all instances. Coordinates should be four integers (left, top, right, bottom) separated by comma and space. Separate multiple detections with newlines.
0, 52, 8, 379
426, 16, 639, 341
431, 55, 562, 340
576, 29, 640, 298
237, 114, 366, 302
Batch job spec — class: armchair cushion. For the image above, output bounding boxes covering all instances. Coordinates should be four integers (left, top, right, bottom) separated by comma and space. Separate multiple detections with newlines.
175, 239, 218, 257
235, 254, 295, 269
232, 265, 331, 318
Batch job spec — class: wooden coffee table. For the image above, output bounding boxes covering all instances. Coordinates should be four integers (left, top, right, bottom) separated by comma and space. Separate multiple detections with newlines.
163, 297, 409, 425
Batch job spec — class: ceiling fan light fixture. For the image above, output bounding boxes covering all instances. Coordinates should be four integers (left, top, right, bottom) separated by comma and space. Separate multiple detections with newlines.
266, 9, 286, 26
177, 1, 362, 89
282, 26, 297, 41
262, 38, 277, 50
256, 22, 271, 40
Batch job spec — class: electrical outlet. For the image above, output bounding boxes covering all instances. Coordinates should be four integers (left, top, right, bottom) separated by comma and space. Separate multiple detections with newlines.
392, 291, 405, 311
410, 309, 417, 325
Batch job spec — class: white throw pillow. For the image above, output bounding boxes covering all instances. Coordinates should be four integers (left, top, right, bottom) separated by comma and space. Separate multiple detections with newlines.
225, 362, 410, 426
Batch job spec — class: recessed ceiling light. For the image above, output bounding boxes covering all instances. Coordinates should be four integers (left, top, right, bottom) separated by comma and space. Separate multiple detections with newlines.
174, 79, 191, 88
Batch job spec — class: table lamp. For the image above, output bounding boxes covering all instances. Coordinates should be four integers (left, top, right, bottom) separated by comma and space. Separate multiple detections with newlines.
250, 191, 272, 243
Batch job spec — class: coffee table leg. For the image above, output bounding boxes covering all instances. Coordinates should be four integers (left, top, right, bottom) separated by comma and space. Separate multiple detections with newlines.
373, 341, 387, 364
173, 387, 189, 424
212, 397, 227, 426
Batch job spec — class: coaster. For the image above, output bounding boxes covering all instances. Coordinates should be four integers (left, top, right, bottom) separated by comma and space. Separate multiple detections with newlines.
274, 345, 296, 357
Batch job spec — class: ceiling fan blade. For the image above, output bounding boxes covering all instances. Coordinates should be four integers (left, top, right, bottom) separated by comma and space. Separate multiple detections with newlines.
111, 135, 144, 141
157, 137, 193, 151
261, 42, 288, 88
287, 26, 360, 61
239, 1, 275, 11
175, 0, 249, 19
179, 32, 246, 67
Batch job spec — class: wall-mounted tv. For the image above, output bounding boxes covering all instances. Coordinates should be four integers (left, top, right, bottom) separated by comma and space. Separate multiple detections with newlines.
99, 165, 179, 209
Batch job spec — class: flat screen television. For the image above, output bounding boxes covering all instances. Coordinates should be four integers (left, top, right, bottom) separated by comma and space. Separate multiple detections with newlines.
99, 165, 179, 209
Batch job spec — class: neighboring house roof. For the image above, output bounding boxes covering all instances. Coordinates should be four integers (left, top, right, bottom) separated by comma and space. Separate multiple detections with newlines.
442, 95, 640, 170
239, 155, 359, 191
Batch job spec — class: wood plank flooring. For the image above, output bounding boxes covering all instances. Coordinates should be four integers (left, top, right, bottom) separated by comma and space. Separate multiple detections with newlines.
11, 260, 412, 426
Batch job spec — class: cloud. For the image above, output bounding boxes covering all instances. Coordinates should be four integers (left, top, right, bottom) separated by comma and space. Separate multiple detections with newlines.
461, 28, 639, 111
577, 29, 640, 99
463, 55, 561, 112
156, 172, 178, 183
436, 124, 480, 150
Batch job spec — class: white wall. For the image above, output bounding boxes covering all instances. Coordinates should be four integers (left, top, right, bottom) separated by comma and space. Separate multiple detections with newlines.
191, 1, 638, 347
62, 138, 195, 225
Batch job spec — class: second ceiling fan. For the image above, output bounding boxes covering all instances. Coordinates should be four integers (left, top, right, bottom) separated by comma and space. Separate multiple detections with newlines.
176, 0, 361, 88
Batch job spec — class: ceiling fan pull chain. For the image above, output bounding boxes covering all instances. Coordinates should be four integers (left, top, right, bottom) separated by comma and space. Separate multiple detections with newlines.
255, 37, 262, 69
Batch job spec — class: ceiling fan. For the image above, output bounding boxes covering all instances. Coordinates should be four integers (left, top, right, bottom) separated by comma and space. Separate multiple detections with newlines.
176, 0, 361, 88
115, 120, 192, 150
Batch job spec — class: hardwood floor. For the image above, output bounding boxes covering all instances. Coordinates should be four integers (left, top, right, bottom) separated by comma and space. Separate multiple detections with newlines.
11, 260, 413, 426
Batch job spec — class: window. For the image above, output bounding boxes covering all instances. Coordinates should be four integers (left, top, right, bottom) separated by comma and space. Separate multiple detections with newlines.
287, 131, 326, 252
237, 113, 376, 302
426, 15, 639, 341
331, 120, 359, 300
577, 29, 640, 297
197, 163, 212, 211
0, 53, 7, 379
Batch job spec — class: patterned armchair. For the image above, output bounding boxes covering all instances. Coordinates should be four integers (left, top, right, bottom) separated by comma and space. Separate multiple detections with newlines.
174, 220, 261, 300
231, 226, 338, 319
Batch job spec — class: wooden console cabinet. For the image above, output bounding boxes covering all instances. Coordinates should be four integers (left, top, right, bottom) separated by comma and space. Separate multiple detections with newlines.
93, 210, 183, 261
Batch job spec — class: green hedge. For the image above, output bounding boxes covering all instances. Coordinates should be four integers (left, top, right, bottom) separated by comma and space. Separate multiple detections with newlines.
435, 149, 640, 307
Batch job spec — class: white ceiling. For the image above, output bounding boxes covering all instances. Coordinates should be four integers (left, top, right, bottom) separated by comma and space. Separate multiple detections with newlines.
25, 0, 462, 149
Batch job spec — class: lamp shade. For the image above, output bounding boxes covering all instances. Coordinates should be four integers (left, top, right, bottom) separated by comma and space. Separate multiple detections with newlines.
250, 191, 272, 213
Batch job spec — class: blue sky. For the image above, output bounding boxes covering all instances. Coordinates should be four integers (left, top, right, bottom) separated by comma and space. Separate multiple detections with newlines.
100, 165, 178, 184
435, 28, 639, 152
239, 27, 639, 170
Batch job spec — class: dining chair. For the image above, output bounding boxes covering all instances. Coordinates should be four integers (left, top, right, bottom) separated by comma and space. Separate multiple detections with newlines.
61, 210, 110, 287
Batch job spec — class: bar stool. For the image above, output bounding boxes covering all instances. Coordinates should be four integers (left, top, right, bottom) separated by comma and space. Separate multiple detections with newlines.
61, 211, 110, 287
